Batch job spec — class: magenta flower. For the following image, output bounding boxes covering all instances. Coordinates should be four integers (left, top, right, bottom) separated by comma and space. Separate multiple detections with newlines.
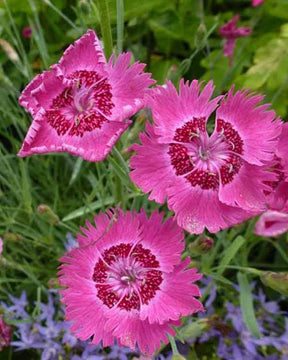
0, 314, 12, 351
130, 80, 282, 234
219, 15, 252, 66
22, 26, 32, 38
18, 30, 154, 162
255, 123, 288, 237
252, 0, 265, 6
58, 209, 203, 355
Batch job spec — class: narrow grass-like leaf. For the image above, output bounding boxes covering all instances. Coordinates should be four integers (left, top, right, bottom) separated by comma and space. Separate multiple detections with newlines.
217, 235, 246, 275
69, 158, 83, 186
19, 159, 32, 215
62, 193, 139, 221
237, 272, 261, 339
116, 0, 124, 54
108, 153, 139, 192
43, 0, 81, 33
208, 273, 233, 286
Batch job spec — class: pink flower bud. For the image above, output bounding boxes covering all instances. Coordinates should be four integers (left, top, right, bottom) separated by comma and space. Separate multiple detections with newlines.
22, 26, 32, 39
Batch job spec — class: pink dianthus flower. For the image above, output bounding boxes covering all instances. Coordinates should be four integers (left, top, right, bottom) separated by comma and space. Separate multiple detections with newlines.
18, 30, 154, 162
130, 80, 282, 234
255, 123, 288, 237
58, 209, 203, 355
219, 15, 252, 66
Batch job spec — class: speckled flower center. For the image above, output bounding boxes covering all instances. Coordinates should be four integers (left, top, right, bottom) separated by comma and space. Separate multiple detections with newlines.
46, 70, 114, 137
93, 243, 163, 311
168, 118, 244, 190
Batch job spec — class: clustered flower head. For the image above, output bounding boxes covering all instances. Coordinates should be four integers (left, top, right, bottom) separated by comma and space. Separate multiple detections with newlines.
58, 209, 203, 355
18, 30, 154, 162
130, 80, 282, 234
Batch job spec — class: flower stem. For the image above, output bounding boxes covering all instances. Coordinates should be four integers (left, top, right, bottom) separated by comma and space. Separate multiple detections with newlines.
97, 0, 113, 60
168, 334, 179, 355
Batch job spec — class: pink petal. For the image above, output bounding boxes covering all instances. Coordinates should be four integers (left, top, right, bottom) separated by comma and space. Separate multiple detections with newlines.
77, 211, 114, 247
219, 162, 276, 212
149, 80, 222, 143
18, 107, 130, 162
138, 209, 185, 272
105, 311, 178, 355
30, 70, 67, 111
108, 53, 155, 122
18, 71, 49, 116
255, 210, 288, 237
139, 258, 203, 324
266, 181, 288, 211
216, 88, 282, 166
130, 123, 176, 203
167, 177, 252, 234
219, 15, 240, 38
54, 30, 106, 78
276, 123, 288, 179
223, 38, 236, 58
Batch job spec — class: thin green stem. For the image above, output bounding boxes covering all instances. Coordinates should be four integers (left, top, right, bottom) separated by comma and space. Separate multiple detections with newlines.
97, 0, 113, 60
43, 0, 80, 33
167, 334, 179, 355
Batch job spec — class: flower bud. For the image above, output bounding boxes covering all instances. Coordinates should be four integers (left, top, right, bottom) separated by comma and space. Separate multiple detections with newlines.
79, 0, 90, 14
22, 26, 32, 38
260, 272, 288, 296
47, 278, 60, 289
167, 64, 180, 83
3, 232, 23, 242
194, 23, 207, 50
180, 318, 209, 339
37, 204, 59, 226
0, 39, 20, 63
0, 314, 12, 350
189, 236, 214, 256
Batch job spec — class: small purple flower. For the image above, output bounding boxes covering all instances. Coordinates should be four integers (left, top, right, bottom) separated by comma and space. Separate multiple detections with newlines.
64, 232, 78, 251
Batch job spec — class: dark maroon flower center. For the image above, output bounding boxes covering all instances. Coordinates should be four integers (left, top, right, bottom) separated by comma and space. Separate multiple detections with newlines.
168, 117, 244, 190
46, 70, 114, 137
93, 243, 163, 311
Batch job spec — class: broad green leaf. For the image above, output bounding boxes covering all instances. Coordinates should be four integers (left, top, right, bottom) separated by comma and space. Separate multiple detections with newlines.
242, 26, 288, 90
